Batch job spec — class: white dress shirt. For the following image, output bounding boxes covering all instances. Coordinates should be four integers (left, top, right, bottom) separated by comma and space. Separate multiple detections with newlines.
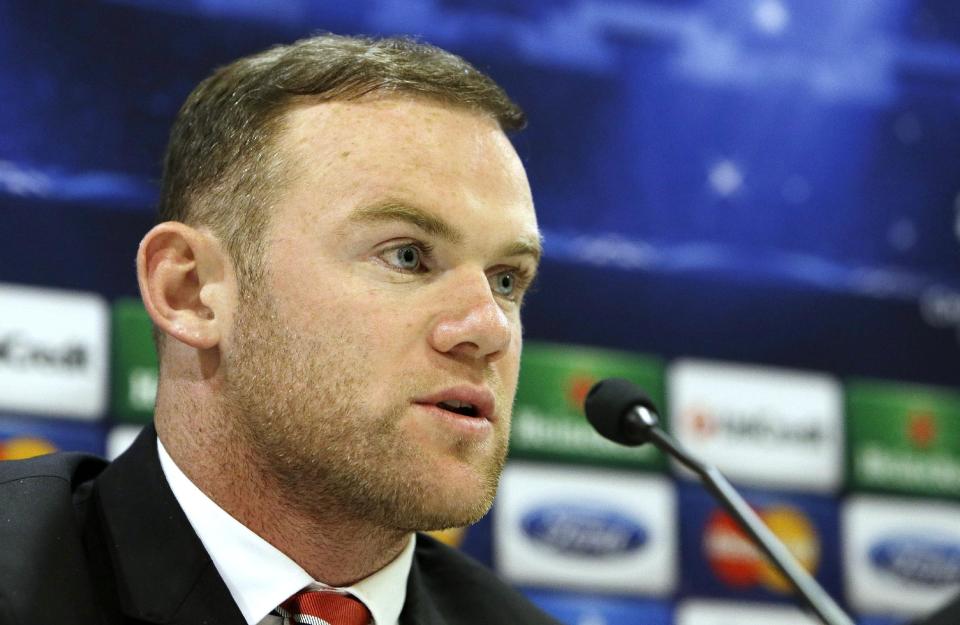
157, 439, 415, 625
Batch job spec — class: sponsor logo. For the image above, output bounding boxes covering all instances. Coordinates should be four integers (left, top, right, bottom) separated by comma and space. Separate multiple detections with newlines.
564, 372, 598, 413
676, 599, 822, 625
522, 504, 648, 557
0, 284, 107, 418
0, 333, 88, 371
684, 408, 825, 445
670, 360, 842, 492
857, 447, 960, 494
704, 505, 819, 593
689, 410, 717, 437
511, 406, 654, 461
498, 464, 675, 595
844, 497, 960, 616
907, 411, 937, 450
0, 436, 58, 460
565, 372, 598, 412
869, 535, 960, 586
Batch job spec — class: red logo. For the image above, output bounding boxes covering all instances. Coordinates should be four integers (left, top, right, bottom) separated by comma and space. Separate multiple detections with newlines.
687, 408, 717, 438
566, 374, 597, 412
907, 411, 937, 450
703, 505, 820, 594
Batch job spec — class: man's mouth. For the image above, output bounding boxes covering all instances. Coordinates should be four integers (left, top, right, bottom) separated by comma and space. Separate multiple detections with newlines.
436, 400, 479, 418
414, 386, 496, 422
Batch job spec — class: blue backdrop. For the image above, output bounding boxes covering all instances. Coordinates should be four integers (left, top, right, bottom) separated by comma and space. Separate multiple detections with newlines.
3, 0, 959, 386
3, 2, 960, 623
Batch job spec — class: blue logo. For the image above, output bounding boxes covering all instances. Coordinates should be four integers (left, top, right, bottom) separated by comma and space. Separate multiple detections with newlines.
521, 504, 647, 557
869, 535, 960, 586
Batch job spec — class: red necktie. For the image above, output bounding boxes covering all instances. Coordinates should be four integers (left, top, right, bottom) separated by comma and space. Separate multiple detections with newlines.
276, 589, 372, 625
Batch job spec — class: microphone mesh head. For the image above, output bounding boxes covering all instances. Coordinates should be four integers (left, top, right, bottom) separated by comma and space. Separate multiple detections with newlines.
584, 378, 657, 446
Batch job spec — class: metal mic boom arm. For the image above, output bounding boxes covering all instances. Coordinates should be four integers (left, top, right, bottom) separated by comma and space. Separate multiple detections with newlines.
623, 407, 854, 625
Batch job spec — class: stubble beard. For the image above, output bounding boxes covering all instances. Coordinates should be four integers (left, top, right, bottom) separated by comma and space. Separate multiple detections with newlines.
221, 290, 510, 533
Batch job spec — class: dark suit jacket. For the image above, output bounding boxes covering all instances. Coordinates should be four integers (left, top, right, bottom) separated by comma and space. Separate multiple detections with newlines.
0, 425, 559, 625
911, 594, 960, 625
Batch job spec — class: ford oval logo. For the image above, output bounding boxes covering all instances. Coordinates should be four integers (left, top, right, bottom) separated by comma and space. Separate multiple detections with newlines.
869, 535, 960, 586
521, 504, 647, 557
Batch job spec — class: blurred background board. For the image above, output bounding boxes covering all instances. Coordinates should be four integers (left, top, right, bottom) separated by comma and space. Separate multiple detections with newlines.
2, 2, 959, 624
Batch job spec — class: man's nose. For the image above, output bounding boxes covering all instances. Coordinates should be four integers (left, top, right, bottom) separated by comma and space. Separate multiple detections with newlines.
428, 271, 512, 362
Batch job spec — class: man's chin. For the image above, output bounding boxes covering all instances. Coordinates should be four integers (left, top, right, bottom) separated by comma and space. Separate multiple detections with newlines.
394, 468, 501, 532
397, 500, 495, 533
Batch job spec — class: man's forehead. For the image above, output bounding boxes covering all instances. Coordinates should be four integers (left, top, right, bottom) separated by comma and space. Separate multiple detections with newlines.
275, 95, 538, 255
294, 102, 529, 197
282, 94, 504, 145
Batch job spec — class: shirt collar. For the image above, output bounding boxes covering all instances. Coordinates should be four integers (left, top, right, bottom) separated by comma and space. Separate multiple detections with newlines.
157, 438, 415, 625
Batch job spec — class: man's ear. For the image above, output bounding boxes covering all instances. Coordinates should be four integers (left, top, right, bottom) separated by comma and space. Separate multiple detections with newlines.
136, 222, 235, 350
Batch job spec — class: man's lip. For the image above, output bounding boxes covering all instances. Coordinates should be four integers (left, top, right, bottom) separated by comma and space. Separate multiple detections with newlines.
413, 386, 497, 423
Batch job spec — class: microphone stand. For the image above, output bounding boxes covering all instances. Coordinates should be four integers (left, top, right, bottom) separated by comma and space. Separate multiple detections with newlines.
624, 406, 855, 625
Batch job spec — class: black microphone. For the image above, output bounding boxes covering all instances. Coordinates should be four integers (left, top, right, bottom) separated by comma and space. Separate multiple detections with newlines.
585, 378, 854, 625
584, 377, 661, 446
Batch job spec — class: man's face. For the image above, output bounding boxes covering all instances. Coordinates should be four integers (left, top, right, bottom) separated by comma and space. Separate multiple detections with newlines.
222, 96, 540, 532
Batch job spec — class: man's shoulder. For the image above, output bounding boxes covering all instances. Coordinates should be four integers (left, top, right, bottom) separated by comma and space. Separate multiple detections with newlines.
412, 532, 560, 625
0, 451, 108, 544
0, 452, 112, 623
0, 450, 107, 497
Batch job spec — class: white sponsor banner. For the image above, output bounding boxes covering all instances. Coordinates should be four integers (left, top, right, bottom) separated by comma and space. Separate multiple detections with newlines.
0, 283, 108, 419
667, 359, 843, 492
843, 496, 960, 617
676, 599, 820, 625
494, 462, 676, 595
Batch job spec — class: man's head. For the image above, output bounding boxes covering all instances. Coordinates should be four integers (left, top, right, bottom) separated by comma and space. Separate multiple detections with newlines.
138, 34, 540, 534
156, 33, 526, 298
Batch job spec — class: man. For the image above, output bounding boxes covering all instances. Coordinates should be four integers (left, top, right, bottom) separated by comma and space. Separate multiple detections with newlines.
0, 34, 559, 625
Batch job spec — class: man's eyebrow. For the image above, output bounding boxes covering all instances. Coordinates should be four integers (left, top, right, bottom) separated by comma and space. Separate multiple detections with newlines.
498, 236, 543, 266
348, 201, 464, 244
349, 199, 542, 265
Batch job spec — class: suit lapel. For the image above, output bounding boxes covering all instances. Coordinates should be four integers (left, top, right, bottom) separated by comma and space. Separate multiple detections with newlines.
399, 554, 447, 625
93, 425, 245, 625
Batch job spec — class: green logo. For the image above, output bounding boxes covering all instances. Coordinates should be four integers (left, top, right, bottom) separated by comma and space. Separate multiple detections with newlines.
511, 342, 666, 469
847, 379, 960, 498
111, 299, 158, 423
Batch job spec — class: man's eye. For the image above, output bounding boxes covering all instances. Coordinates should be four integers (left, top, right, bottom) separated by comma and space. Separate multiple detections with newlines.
491, 271, 516, 297
385, 244, 426, 272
